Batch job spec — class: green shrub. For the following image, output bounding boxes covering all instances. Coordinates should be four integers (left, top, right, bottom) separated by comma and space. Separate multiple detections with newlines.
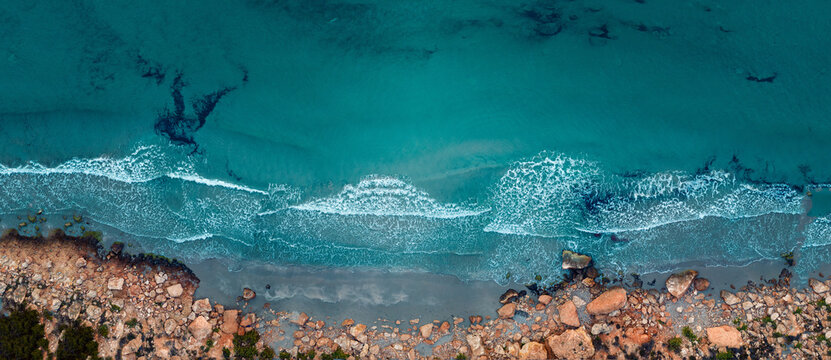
716, 351, 734, 359
321, 347, 349, 360
57, 322, 99, 360
260, 347, 276, 360
223, 347, 231, 360
793, 307, 803, 315
682, 326, 697, 342
109, 304, 121, 313
278, 350, 291, 359
232, 330, 260, 360
297, 350, 316, 360
0, 305, 49, 360
667, 337, 682, 352
97, 324, 109, 338
125, 318, 138, 328
82, 231, 103, 242
455, 354, 468, 360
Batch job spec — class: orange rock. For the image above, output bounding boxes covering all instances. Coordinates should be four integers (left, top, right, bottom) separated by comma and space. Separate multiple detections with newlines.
706, 325, 743, 348
518, 341, 547, 360
586, 287, 627, 315
498, 303, 517, 319
547, 328, 594, 360
557, 301, 580, 327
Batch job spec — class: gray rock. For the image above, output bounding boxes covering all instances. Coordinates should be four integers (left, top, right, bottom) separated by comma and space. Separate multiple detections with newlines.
721, 290, 741, 306
562, 250, 592, 270
665, 270, 698, 298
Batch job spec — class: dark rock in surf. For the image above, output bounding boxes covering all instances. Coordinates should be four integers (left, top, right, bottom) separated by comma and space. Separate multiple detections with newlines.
242, 287, 256, 301
562, 250, 592, 270
499, 289, 519, 304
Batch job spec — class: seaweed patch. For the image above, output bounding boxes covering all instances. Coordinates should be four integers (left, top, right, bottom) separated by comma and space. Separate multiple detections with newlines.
154, 72, 237, 151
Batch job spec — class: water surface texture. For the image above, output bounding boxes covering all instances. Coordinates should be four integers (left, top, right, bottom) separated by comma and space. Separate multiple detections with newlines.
1, 0, 830, 284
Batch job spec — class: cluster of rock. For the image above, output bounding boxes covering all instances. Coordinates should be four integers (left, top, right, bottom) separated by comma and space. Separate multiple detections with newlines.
4, 233, 831, 359
0, 231, 268, 359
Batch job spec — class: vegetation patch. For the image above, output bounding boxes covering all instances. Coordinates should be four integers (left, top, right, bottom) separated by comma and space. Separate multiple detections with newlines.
0, 305, 49, 360
57, 322, 99, 360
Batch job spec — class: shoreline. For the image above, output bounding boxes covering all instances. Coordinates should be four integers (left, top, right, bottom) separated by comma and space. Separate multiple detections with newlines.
3, 230, 831, 359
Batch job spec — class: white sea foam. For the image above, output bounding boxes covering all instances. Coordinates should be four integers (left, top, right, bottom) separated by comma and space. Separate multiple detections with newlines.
291, 175, 489, 219
484, 152, 601, 238
485, 151, 804, 237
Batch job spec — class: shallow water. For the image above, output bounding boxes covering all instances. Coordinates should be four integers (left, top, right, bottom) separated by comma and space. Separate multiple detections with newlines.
1, 0, 830, 285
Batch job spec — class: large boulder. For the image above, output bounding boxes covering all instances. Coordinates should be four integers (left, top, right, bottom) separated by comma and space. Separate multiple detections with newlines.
419, 323, 433, 339
665, 270, 698, 298
562, 250, 592, 270
810, 278, 829, 294
558, 300, 580, 327
466, 335, 485, 357
107, 278, 124, 291
499, 289, 519, 304
498, 303, 517, 319
519, 341, 547, 360
720, 290, 741, 306
693, 277, 710, 291
586, 287, 627, 315
220, 310, 239, 334
192, 298, 211, 313
166, 283, 183, 298
706, 325, 743, 348
546, 328, 595, 360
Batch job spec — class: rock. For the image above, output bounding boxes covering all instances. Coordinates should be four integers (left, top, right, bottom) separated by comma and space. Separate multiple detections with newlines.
110, 242, 124, 255
538, 294, 553, 305
693, 277, 710, 291
810, 278, 829, 293
221, 310, 239, 334
85, 305, 102, 320
419, 323, 433, 338
164, 318, 177, 335
466, 335, 485, 357
192, 298, 211, 313
107, 278, 124, 291
586, 287, 627, 315
497, 303, 517, 319
349, 324, 367, 337
240, 313, 256, 329
242, 287, 256, 301
292, 312, 309, 326
519, 341, 547, 360
547, 328, 594, 360
720, 290, 741, 306
154, 272, 167, 285
166, 283, 183, 298
75, 257, 87, 268
665, 270, 698, 298
591, 323, 612, 335
706, 325, 743, 348
499, 289, 519, 304
562, 250, 592, 270
558, 301, 580, 327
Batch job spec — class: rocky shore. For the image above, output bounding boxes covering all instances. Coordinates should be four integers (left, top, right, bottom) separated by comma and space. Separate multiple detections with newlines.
2, 231, 831, 359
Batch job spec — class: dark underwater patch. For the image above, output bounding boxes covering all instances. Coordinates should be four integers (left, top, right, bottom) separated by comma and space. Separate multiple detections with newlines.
154, 72, 236, 150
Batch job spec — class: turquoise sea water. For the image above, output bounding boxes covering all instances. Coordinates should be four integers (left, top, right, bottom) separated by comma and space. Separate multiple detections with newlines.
1, 0, 830, 284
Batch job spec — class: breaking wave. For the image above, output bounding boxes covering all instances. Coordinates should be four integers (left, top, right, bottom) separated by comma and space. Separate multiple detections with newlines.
0, 147, 818, 283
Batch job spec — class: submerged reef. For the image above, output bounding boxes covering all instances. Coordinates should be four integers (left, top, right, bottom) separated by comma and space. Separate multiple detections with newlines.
154, 72, 236, 149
